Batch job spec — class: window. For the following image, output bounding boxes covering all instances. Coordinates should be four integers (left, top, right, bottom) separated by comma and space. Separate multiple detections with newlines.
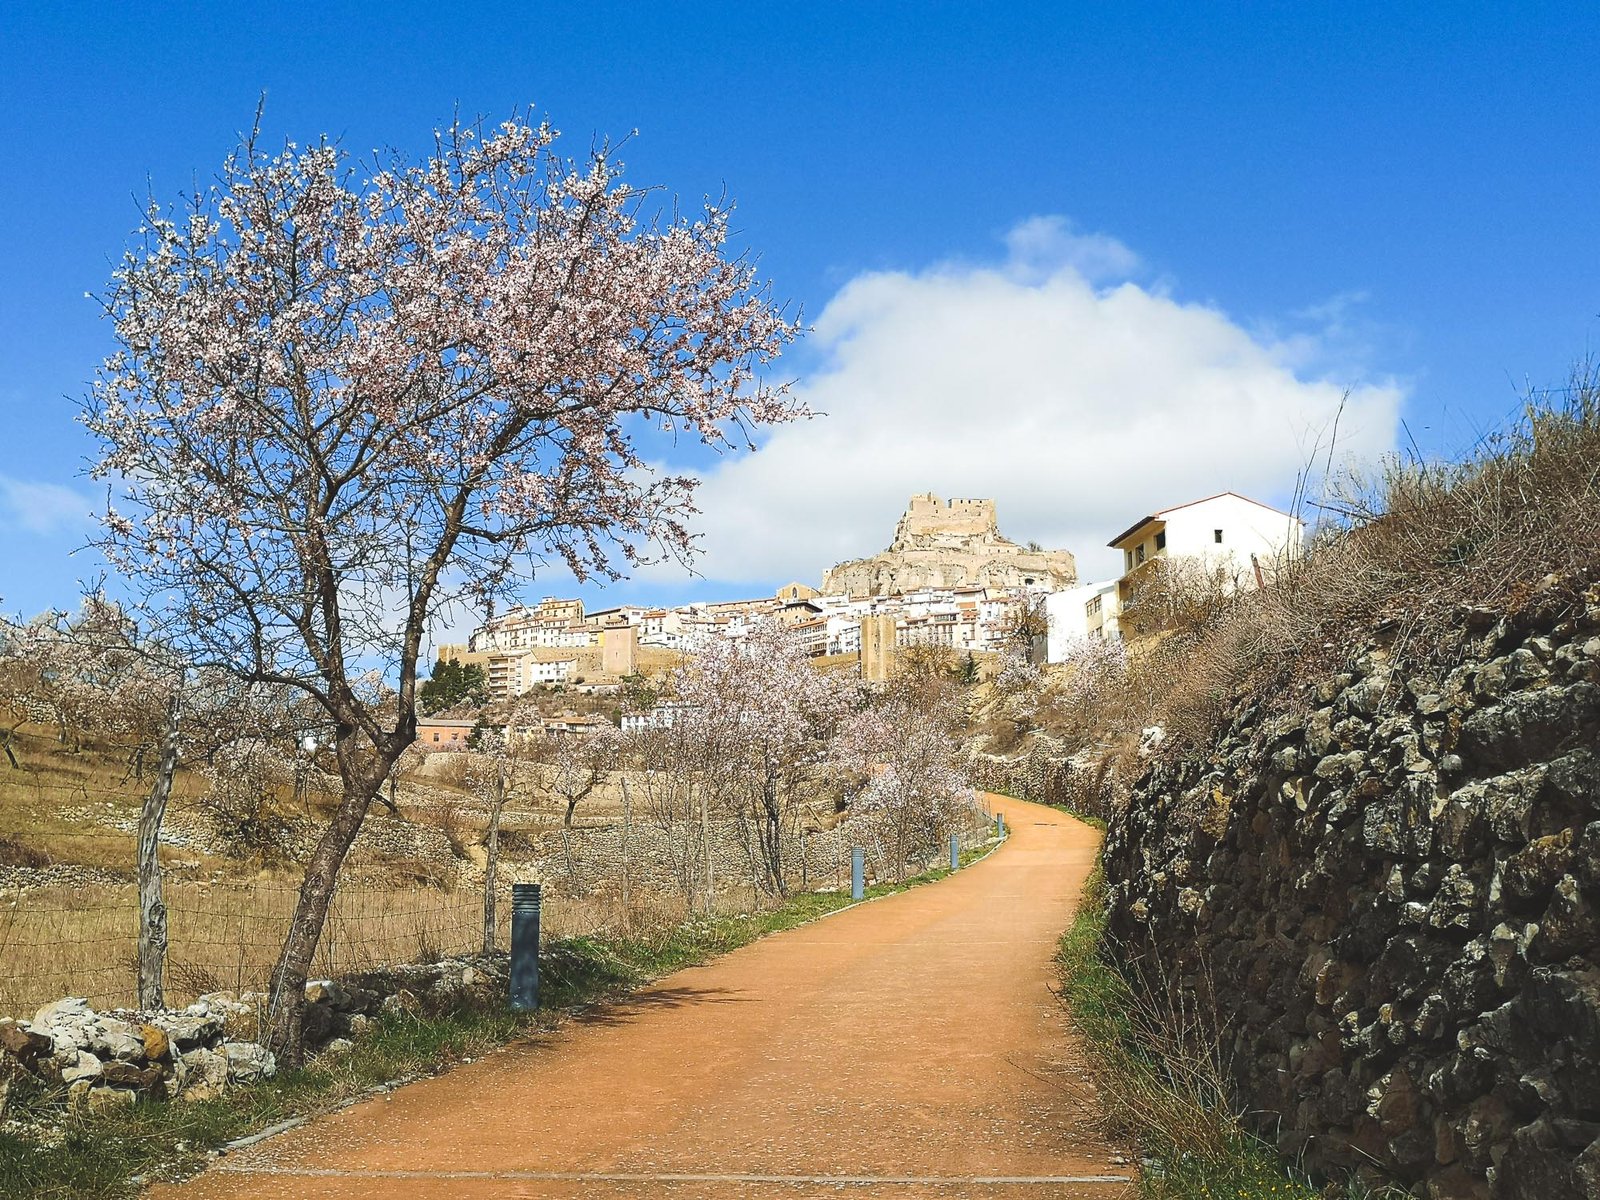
1135, 544, 1146, 565
431, 732, 440, 742
1155, 531, 1166, 550
1087, 595, 1102, 616
1214, 529, 1224, 543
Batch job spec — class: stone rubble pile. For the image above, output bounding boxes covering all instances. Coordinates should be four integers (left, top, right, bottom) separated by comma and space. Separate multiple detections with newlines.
1105, 580, 1600, 1199
0, 953, 508, 1116
0, 995, 274, 1114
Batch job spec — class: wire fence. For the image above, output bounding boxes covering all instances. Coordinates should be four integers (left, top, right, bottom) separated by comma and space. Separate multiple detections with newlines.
1, 769, 996, 1019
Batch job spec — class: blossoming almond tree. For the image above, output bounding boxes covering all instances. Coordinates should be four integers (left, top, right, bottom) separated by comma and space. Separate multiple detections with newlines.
673, 621, 848, 896
82, 114, 801, 1061
834, 694, 977, 880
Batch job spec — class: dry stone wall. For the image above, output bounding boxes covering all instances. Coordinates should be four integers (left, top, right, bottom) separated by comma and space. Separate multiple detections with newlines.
1104, 585, 1600, 1199
525, 806, 995, 897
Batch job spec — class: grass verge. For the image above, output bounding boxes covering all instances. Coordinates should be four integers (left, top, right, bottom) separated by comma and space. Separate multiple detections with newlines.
1056, 865, 1323, 1200
0, 839, 1000, 1199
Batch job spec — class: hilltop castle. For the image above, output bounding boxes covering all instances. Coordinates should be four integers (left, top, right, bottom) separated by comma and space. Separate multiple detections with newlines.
822, 493, 1077, 596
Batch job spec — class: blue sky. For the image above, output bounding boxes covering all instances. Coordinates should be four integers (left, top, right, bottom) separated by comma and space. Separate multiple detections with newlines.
2, 2, 1597, 626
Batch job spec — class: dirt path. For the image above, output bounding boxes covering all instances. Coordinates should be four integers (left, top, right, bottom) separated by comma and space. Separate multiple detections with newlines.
153, 795, 1128, 1199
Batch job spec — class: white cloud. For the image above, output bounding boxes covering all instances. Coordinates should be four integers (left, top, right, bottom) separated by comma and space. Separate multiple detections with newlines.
0, 476, 95, 536
1001, 215, 1141, 284
651, 217, 1405, 588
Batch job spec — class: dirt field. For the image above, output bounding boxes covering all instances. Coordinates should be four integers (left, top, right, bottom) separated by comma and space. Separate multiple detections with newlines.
154, 794, 1131, 1199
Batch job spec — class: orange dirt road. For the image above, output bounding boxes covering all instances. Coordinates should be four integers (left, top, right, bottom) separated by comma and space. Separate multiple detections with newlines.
153, 795, 1129, 1199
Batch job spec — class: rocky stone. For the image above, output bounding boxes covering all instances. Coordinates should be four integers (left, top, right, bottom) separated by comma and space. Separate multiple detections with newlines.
90, 1017, 145, 1061
84, 1085, 138, 1114
159, 1010, 225, 1049
221, 1041, 275, 1083
59, 1049, 102, 1085
100, 1060, 164, 1090
0, 1019, 52, 1062
1503, 831, 1575, 901
178, 1047, 228, 1102
140, 1023, 170, 1062
32, 997, 92, 1030
1533, 878, 1600, 962
304, 979, 348, 1008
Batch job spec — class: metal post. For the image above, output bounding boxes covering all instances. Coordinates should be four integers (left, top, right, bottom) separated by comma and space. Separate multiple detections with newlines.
509, 882, 542, 1011
851, 847, 865, 901
950, 834, 960, 871
994, 813, 1003, 837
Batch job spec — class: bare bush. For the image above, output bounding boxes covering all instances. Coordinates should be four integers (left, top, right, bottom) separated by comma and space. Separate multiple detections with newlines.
198, 740, 300, 861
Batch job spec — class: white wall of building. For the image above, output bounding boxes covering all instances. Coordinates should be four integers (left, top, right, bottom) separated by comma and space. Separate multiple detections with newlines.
1156, 493, 1303, 580
1046, 579, 1120, 661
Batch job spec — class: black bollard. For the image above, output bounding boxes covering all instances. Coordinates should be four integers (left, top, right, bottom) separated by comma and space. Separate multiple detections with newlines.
509, 882, 542, 1011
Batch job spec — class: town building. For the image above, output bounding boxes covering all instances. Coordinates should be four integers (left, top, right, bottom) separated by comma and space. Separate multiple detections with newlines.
416, 717, 475, 752
1045, 579, 1122, 660
1109, 492, 1304, 609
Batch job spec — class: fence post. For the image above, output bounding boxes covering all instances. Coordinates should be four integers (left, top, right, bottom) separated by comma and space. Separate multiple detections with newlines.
509, 882, 542, 1011
137, 684, 181, 1010
949, 834, 960, 872
851, 847, 864, 901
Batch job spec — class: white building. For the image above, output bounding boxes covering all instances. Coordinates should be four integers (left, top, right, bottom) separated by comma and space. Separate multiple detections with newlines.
1045, 579, 1121, 661
1108, 491, 1305, 617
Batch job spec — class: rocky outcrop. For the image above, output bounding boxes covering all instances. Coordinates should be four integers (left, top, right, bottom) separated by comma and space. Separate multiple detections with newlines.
823, 493, 1076, 596
1104, 583, 1600, 1199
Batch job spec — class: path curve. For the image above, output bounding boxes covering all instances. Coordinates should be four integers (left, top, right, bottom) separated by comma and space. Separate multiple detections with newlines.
154, 795, 1128, 1199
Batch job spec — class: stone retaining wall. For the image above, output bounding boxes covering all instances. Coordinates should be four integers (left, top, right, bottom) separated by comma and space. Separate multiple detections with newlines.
1104, 585, 1600, 1199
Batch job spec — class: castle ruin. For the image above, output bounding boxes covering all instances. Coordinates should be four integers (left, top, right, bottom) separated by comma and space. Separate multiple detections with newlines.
822, 493, 1077, 596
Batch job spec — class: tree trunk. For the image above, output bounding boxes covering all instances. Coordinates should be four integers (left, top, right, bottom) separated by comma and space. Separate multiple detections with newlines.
620, 775, 632, 933
699, 785, 713, 916
761, 764, 787, 898
265, 766, 382, 1066
481, 761, 506, 954
137, 687, 181, 1010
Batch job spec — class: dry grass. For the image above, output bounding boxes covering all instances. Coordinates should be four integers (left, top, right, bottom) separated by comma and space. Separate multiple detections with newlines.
1034, 378, 1600, 790
1057, 867, 1322, 1199
0, 871, 815, 1020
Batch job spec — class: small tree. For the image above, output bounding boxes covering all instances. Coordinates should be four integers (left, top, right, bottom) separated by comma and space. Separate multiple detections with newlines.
419, 657, 487, 716
463, 704, 549, 952
84, 113, 800, 1061
546, 724, 621, 828
620, 717, 711, 903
